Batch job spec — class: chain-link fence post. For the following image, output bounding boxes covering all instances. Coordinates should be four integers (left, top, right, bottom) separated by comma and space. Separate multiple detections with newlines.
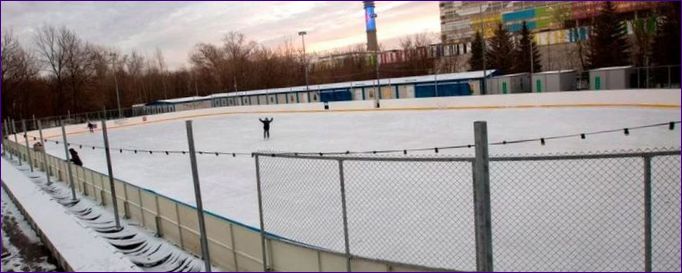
185, 120, 212, 272
643, 155, 652, 272
473, 121, 493, 272
254, 154, 269, 271
338, 159, 352, 272
22, 120, 34, 172
60, 119, 77, 201
3, 119, 10, 159
12, 119, 21, 166
8, 118, 15, 160
101, 120, 121, 230
37, 120, 51, 186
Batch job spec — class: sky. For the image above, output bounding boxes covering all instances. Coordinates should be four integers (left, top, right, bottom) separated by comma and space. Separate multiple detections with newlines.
1, 1, 440, 70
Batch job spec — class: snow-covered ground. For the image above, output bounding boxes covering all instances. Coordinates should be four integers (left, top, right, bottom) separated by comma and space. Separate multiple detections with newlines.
1, 188, 59, 272
38, 107, 680, 271
1, 158, 143, 272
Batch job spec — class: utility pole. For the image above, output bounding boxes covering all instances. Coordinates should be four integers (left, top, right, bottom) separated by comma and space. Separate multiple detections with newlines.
530, 38, 534, 74
374, 49, 380, 108
194, 72, 199, 97
299, 31, 310, 91
162, 71, 168, 99
109, 53, 123, 119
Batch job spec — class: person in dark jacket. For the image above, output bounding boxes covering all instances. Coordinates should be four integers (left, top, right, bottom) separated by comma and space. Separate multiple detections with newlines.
69, 148, 83, 166
259, 117, 274, 139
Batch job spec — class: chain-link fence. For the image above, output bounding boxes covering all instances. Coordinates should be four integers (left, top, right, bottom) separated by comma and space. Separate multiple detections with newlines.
257, 154, 476, 270
255, 150, 680, 271
489, 151, 680, 271
4, 106, 170, 133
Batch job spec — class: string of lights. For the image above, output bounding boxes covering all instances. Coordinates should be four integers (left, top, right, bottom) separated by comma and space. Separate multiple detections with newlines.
489, 121, 679, 146
19, 120, 681, 158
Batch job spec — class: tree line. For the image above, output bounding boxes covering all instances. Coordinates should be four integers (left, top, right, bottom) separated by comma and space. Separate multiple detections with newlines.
468, 1, 680, 74
3, 1, 679, 121
2, 26, 439, 121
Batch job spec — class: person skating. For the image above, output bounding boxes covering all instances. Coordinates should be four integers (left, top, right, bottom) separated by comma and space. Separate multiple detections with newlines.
87, 122, 95, 133
69, 148, 83, 166
259, 117, 274, 139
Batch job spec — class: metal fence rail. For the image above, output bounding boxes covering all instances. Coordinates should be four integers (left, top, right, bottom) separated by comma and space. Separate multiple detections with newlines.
255, 150, 680, 272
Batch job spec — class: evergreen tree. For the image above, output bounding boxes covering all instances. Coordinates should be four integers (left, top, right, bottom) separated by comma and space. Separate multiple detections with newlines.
514, 21, 542, 73
469, 31, 485, 71
487, 23, 515, 74
650, 1, 680, 66
587, 1, 630, 68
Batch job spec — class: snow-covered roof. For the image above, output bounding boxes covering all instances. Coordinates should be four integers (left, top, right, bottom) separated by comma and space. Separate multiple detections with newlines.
152, 69, 496, 103
491, 72, 530, 78
588, 66, 633, 72
533, 69, 576, 75
155, 96, 211, 104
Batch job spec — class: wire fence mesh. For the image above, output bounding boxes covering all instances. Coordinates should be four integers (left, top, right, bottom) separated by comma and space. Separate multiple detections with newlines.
256, 150, 680, 271
342, 158, 475, 269
490, 156, 645, 271
258, 156, 346, 252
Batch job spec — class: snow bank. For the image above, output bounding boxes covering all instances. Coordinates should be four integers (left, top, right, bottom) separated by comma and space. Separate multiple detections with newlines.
1, 158, 142, 272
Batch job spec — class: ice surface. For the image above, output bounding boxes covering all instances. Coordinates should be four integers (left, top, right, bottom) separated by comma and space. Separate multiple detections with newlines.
36, 107, 680, 270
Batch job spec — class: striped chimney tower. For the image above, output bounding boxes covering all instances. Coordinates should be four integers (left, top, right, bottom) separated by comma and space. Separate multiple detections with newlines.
363, 1, 378, 52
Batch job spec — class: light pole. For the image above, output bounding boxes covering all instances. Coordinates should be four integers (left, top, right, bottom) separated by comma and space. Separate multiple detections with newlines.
109, 53, 123, 119
530, 39, 534, 75
298, 31, 310, 91
374, 49, 380, 108
480, 3, 487, 95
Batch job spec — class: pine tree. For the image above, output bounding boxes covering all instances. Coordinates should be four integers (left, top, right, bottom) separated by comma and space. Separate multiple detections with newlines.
587, 1, 630, 68
487, 23, 515, 74
650, 2, 680, 66
469, 31, 485, 71
514, 21, 542, 73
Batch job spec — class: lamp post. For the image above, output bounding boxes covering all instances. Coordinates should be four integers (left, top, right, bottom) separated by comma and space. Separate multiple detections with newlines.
480, 3, 487, 95
109, 53, 123, 119
298, 31, 310, 91
374, 49, 380, 108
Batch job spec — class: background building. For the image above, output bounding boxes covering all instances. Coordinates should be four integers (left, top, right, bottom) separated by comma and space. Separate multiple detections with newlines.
439, 1, 660, 71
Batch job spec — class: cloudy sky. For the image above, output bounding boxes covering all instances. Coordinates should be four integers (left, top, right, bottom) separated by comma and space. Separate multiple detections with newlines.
1, 1, 440, 70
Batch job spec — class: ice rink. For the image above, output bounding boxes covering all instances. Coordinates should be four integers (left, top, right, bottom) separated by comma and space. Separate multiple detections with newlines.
40, 106, 680, 271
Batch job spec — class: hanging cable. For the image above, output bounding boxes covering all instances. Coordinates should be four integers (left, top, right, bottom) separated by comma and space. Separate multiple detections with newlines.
33, 120, 679, 157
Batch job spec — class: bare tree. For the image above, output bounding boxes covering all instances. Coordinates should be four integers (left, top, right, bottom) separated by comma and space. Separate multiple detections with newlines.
34, 25, 69, 114
125, 50, 146, 103
398, 33, 435, 76
62, 31, 98, 113
190, 43, 226, 91
2, 29, 39, 119
222, 32, 257, 90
